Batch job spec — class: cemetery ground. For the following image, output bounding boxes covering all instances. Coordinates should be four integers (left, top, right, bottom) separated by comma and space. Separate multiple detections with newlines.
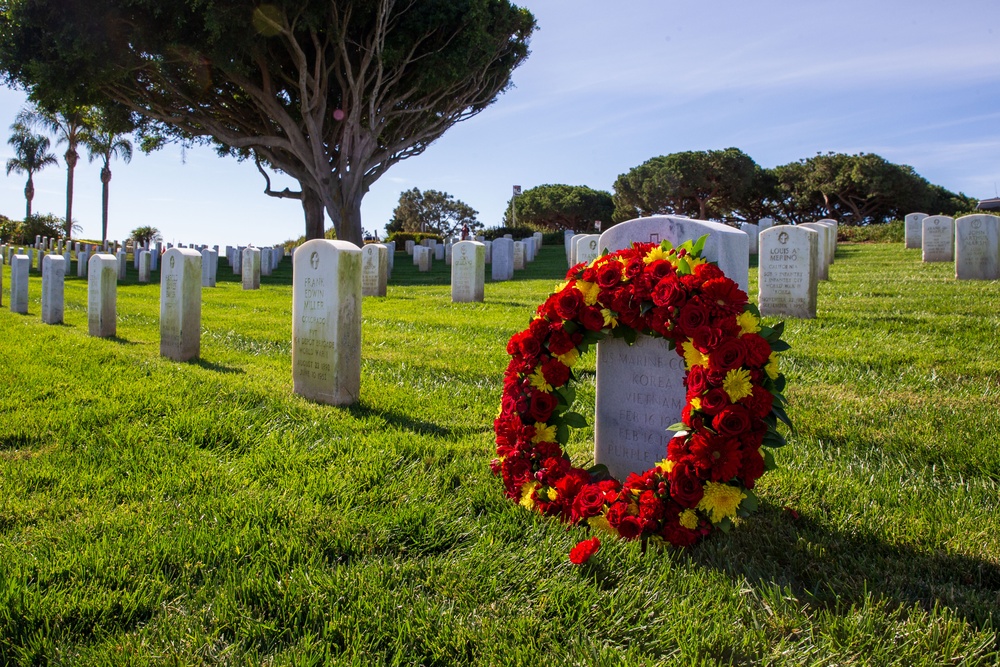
1, 241, 998, 666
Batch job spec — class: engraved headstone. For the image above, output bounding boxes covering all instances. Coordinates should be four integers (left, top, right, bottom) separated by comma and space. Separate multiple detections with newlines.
484, 240, 492, 264
451, 241, 485, 303
759, 226, 819, 318
116, 250, 127, 280
513, 241, 526, 270
160, 248, 202, 361
922, 216, 955, 262
817, 219, 837, 264
594, 216, 749, 481
10, 255, 29, 314
955, 214, 999, 280
416, 245, 432, 272
491, 237, 514, 281
361, 243, 388, 297
292, 239, 362, 405
139, 251, 152, 283
242, 247, 261, 289
232, 247, 243, 274
261, 248, 273, 277
575, 234, 602, 266
796, 223, 829, 280
904, 213, 927, 249
385, 241, 395, 277
88, 254, 118, 337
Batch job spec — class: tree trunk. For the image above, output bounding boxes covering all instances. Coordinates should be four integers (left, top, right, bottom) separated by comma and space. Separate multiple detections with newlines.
65, 149, 78, 239
25, 177, 33, 220
101, 165, 111, 244
302, 187, 325, 240
336, 194, 364, 247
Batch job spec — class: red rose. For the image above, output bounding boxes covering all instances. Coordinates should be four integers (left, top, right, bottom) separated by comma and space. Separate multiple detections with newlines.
579, 306, 605, 331
647, 259, 676, 280
700, 388, 730, 415
709, 338, 746, 373
529, 391, 559, 423
688, 432, 742, 482
547, 327, 576, 355
651, 276, 686, 308
554, 287, 583, 320
677, 301, 709, 332
625, 259, 645, 280
504, 458, 532, 486
660, 519, 701, 547
740, 333, 772, 367
740, 446, 765, 488
614, 515, 643, 540
667, 459, 705, 508
568, 536, 601, 564
541, 358, 571, 388
692, 325, 724, 353
686, 365, 708, 394
714, 404, 751, 437
638, 490, 665, 522
596, 261, 622, 289
572, 485, 608, 520
740, 385, 773, 419
694, 263, 724, 282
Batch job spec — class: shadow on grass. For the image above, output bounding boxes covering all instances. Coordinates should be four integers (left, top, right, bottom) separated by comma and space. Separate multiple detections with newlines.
105, 335, 139, 345
687, 502, 1000, 630
347, 403, 452, 438
191, 359, 245, 374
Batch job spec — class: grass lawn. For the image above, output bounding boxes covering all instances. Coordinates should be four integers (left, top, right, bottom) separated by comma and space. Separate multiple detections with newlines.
0, 240, 998, 666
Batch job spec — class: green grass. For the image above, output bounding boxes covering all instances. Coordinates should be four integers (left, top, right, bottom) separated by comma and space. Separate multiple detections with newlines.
1, 241, 998, 665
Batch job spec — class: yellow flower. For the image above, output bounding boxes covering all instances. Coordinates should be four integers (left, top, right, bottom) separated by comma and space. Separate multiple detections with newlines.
679, 509, 699, 530
615, 256, 630, 279
601, 308, 618, 328
681, 341, 709, 370
532, 422, 557, 443
528, 367, 552, 393
644, 246, 671, 264
519, 481, 539, 510
736, 311, 761, 336
556, 347, 580, 368
686, 255, 707, 269
765, 353, 780, 380
657, 458, 673, 474
554, 280, 570, 294
722, 368, 753, 402
697, 482, 747, 523
547, 487, 558, 501
588, 515, 617, 537
690, 397, 702, 411
575, 280, 600, 306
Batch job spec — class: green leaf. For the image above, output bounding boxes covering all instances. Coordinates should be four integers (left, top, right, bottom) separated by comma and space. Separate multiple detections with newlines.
562, 411, 587, 428
716, 517, 733, 533
691, 233, 708, 256
770, 321, 786, 339
660, 239, 674, 253
556, 422, 569, 445
763, 448, 778, 471
772, 403, 794, 430
639, 301, 654, 315
762, 431, 787, 448
666, 422, 687, 433
622, 327, 638, 345
740, 489, 759, 513
586, 463, 611, 479
769, 340, 791, 352
559, 385, 576, 407
562, 320, 578, 335
744, 302, 761, 318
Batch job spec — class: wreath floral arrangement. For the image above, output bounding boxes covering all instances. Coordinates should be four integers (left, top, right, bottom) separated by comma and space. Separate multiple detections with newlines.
491, 236, 792, 563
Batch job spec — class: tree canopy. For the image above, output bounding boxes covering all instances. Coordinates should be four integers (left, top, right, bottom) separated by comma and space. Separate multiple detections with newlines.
386, 188, 481, 237
0, 0, 536, 244
503, 184, 614, 231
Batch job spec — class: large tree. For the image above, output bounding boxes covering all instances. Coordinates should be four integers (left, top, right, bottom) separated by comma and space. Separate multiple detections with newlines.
502, 184, 614, 231
5, 122, 58, 220
0, 0, 535, 245
84, 110, 134, 245
386, 187, 481, 236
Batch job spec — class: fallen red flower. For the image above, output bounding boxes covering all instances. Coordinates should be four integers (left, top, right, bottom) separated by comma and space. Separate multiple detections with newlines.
568, 536, 601, 564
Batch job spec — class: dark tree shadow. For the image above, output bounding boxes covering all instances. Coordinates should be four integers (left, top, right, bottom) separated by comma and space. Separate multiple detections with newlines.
191, 359, 244, 374
105, 335, 139, 345
347, 403, 452, 438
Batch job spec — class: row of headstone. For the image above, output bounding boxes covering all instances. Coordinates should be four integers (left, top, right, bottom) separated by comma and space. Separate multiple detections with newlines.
756, 219, 836, 319
905, 213, 999, 280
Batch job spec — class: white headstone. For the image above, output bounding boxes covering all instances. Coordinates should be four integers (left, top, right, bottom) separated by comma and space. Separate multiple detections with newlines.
533, 231, 544, 248
904, 213, 927, 249
564, 230, 576, 264
593, 216, 749, 481
77, 251, 89, 277
292, 239, 362, 405
42, 255, 66, 324
922, 216, 955, 263
491, 238, 514, 281
361, 243, 388, 297
160, 248, 202, 361
484, 240, 492, 264
434, 244, 444, 261
232, 247, 243, 274
759, 226, 819, 319
87, 254, 118, 337
758, 217, 774, 232
816, 219, 837, 264
741, 223, 759, 254
451, 241, 485, 303
405, 240, 415, 255
417, 245, 433, 272
955, 214, 999, 280
139, 251, 152, 283
261, 248, 273, 277
242, 247, 261, 289
796, 223, 830, 280
444, 242, 452, 266
574, 234, 602, 267
116, 250, 127, 281
152, 243, 161, 271
10, 255, 29, 314
513, 241, 526, 270
385, 241, 396, 277
201, 248, 217, 287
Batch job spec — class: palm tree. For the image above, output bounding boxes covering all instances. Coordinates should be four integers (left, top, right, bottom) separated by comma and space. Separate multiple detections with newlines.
84, 118, 133, 245
16, 104, 90, 239
6, 122, 58, 220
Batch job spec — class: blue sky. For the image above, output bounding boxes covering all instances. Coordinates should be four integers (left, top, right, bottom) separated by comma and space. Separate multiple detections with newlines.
1, 0, 998, 247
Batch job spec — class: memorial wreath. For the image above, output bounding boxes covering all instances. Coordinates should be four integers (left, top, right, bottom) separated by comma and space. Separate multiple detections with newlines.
492, 236, 792, 563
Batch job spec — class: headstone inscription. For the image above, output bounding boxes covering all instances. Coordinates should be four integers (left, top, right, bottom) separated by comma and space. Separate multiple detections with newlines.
242, 247, 261, 289
922, 216, 955, 263
361, 243, 388, 297
10, 255, 29, 314
955, 214, 999, 280
160, 248, 202, 361
904, 213, 927, 249
593, 216, 749, 481
575, 234, 602, 266
513, 241, 526, 270
292, 239, 362, 405
758, 226, 819, 318
41, 255, 66, 324
88, 254, 118, 337
450, 241, 485, 303
491, 237, 514, 281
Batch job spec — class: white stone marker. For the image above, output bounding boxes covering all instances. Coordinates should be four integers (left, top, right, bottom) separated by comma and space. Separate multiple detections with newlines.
242, 247, 261, 289
513, 241, 526, 270
0, 255, 3, 307
444, 242, 452, 266
385, 241, 395, 277
451, 241, 485, 303
261, 248, 273, 277
361, 243, 388, 297
955, 214, 999, 280
491, 237, 514, 281
575, 234, 602, 267
232, 247, 243, 275
533, 232, 544, 248
797, 223, 829, 280
201, 248, 217, 287
151, 244, 161, 271
759, 217, 774, 233
41, 255, 66, 324
484, 240, 492, 264
116, 250, 127, 280
292, 239, 361, 405
405, 240, 415, 255
160, 248, 203, 361
759, 226, 819, 319
416, 245, 432, 272
77, 251, 89, 277
742, 223, 759, 254
817, 219, 838, 264
564, 230, 576, 264
922, 216, 955, 262
905, 213, 928, 249
594, 216, 749, 481
138, 251, 152, 283
88, 254, 118, 337
10, 255, 29, 314
434, 244, 444, 261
